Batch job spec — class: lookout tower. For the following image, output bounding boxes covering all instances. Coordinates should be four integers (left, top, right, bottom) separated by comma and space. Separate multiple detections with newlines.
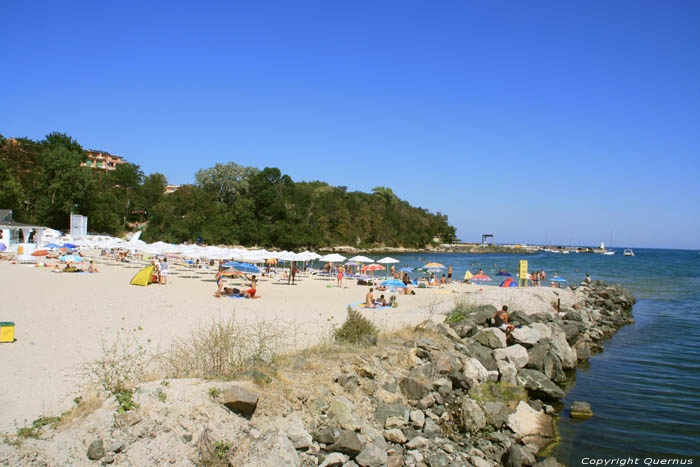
481, 234, 494, 245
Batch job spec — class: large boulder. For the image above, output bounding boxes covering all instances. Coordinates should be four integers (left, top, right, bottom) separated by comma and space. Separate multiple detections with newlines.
232, 428, 301, 466
494, 344, 529, 368
507, 401, 554, 446
399, 376, 431, 400
220, 385, 260, 418
451, 318, 478, 338
496, 360, 518, 386
473, 328, 507, 349
543, 353, 566, 383
327, 397, 362, 431
550, 330, 577, 369
329, 430, 363, 456
459, 398, 486, 431
517, 369, 565, 400
286, 414, 312, 449
355, 442, 387, 467
510, 326, 542, 348
462, 358, 489, 385
462, 342, 498, 371
525, 340, 551, 371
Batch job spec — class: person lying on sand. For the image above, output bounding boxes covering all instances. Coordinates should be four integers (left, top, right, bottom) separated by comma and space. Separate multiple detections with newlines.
88, 261, 99, 273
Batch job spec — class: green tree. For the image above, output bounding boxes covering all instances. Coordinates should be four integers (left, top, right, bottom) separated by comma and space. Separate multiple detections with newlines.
195, 162, 259, 204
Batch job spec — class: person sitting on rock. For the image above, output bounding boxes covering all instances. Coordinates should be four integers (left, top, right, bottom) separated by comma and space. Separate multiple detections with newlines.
493, 305, 515, 335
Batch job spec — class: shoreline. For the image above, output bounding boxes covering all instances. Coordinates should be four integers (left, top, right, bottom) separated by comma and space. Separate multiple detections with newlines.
0, 252, 635, 465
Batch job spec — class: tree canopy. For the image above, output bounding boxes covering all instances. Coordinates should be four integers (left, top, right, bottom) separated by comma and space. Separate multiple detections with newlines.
1, 132, 456, 248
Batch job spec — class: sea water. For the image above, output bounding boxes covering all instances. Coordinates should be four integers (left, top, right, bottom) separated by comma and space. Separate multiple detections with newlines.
384, 248, 700, 461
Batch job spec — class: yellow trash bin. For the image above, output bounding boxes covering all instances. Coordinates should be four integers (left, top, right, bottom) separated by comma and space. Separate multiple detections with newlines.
18, 246, 23, 255
0, 322, 15, 343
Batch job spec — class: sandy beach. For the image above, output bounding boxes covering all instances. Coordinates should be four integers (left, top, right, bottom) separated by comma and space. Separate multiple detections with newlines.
0, 255, 577, 434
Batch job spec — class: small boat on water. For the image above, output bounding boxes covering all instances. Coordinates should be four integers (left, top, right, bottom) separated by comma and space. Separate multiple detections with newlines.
603, 250, 616, 255
624, 249, 635, 256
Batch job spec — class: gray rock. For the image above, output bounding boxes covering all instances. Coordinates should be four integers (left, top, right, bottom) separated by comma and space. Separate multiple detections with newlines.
399, 376, 431, 400
383, 428, 407, 444
427, 452, 450, 467
422, 418, 442, 438
286, 414, 313, 449
409, 410, 425, 428
463, 358, 489, 385
543, 353, 566, 383
328, 398, 362, 431
437, 323, 462, 341
510, 326, 541, 347
449, 370, 472, 390
355, 443, 387, 467
473, 328, 507, 349
575, 341, 591, 361
462, 342, 498, 371
220, 386, 260, 418
550, 331, 577, 369
570, 401, 593, 418
502, 444, 523, 467
517, 369, 565, 400
497, 360, 518, 386
361, 426, 388, 450
314, 426, 340, 444
525, 340, 550, 371
405, 436, 430, 450
560, 321, 586, 344
451, 319, 478, 338
385, 416, 407, 429
507, 401, 554, 442
319, 452, 349, 467
482, 401, 510, 428
101, 454, 115, 465
494, 344, 529, 368
374, 404, 410, 426
231, 428, 301, 466
87, 439, 105, 460
329, 430, 363, 457
459, 398, 486, 431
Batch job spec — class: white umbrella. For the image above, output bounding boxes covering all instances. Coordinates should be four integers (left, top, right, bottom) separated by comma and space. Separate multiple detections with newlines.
320, 253, 346, 262
377, 256, 400, 278
348, 255, 374, 263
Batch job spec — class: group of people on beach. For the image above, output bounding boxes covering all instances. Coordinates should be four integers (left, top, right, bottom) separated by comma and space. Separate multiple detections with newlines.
214, 265, 260, 299
149, 258, 169, 285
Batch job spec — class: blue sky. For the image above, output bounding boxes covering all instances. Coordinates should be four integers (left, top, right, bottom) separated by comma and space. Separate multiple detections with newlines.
1, 1, 699, 249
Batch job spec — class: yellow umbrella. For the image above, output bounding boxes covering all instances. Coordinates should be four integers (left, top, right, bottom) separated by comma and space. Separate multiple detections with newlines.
464, 270, 473, 280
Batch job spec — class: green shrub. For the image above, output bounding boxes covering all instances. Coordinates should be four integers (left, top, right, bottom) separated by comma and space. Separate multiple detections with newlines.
16, 416, 63, 439
468, 381, 527, 404
334, 307, 379, 344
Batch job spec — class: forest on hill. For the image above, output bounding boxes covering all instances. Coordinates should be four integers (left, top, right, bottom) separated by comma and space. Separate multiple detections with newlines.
0, 132, 456, 249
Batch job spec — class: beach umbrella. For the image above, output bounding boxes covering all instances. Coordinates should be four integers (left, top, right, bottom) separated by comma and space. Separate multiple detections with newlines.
422, 262, 446, 269
223, 261, 260, 274
363, 264, 385, 276
500, 278, 517, 288
61, 243, 78, 249
381, 279, 407, 289
399, 267, 414, 273
320, 253, 346, 262
377, 257, 399, 264
471, 273, 492, 282
464, 270, 474, 280
348, 255, 374, 263
495, 272, 512, 277
31, 250, 49, 256
60, 254, 85, 263
44, 243, 61, 249
0, 243, 6, 252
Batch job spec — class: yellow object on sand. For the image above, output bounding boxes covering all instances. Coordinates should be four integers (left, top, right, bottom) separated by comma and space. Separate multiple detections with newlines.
464, 271, 473, 280
130, 265, 156, 286
0, 322, 15, 343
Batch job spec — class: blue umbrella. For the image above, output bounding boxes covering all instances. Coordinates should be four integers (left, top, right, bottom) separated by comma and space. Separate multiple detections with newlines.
550, 277, 567, 282
0, 243, 6, 252
399, 267, 414, 273
44, 243, 61, 249
60, 254, 85, 263
223, 261, 260, 274
495, 272, 512, 277
380, 279, 407, 288
61, 243, 78, 249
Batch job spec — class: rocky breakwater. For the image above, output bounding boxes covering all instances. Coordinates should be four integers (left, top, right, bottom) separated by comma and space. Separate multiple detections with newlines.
0, 281, 633, 467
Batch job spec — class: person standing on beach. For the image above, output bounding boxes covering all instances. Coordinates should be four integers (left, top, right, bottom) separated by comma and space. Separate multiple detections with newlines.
160, 257, 169, 285
289, 262, 297, 285
337, 265, 344, 287
447, 265, 452, 282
